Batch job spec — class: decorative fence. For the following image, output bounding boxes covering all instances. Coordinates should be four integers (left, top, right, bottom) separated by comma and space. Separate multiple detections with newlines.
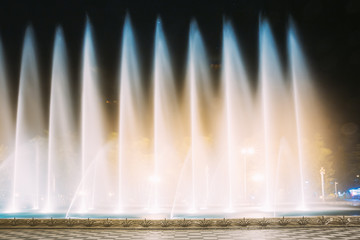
0, 216, 358, 229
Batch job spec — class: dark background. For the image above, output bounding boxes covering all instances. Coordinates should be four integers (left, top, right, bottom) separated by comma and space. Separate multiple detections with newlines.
0, 0, 360, 188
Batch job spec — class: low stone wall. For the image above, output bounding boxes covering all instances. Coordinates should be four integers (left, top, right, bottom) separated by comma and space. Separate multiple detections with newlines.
0, 216, 359, 229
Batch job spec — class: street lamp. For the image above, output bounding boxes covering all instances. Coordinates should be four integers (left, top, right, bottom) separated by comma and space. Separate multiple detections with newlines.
334, 182, 338, 197
320, 167, 325, 202
241, 147, 254, 201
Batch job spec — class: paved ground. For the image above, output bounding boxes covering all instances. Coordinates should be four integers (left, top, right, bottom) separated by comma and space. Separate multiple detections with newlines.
0, 228, 359, 240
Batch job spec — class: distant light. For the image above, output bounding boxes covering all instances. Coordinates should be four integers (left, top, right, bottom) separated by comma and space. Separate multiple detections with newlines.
149, 175, 160, 183
349, 188, 360, 197
210, 63, 221, 70
248, 148, 255, 154
251, 173, 264, 182
241, 147, 255, 155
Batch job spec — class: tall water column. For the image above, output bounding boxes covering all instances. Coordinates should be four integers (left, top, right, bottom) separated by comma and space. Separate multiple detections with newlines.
47, 27, 76, 211
151, 18, 179, 211
118, 15, 144, 210
222, 20, 252, 208
80, 19, 106, 212
12, 26, 45, 211
186, 20, 213, 211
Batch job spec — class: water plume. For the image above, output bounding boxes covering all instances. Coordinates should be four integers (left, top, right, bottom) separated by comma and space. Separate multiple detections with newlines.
12, 26, 45, 211
259, 20, 289, 209
118, 15, 145, 210
151, 18, 179, 211
79, 18, 106, 212
0, 17, 328, 217
288, 21, 321, 207
221, 20, 252, 209
185, 20, 213, 211
47, 27, 76, 212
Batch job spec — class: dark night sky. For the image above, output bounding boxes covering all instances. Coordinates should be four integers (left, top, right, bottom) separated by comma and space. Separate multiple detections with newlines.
1, 0, 360, 176
0, 0, 359, 110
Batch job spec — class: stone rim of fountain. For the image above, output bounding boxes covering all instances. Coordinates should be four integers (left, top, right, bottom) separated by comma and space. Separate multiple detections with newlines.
0, 216, 357, 229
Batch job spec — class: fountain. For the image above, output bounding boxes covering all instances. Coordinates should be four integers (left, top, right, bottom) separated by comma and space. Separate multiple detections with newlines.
0, 16, 335, 219
46, 27, 77, 213
11, 26, 46, 212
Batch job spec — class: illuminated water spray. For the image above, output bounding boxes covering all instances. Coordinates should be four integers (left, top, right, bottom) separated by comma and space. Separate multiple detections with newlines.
222, 20, 252, 209
288, 22, 313, 208
80, 19, 105, 212
118, 15, 143, 211
46, 27, 76, 212
12, 26, 45, 211
187, 21, 213, 212
260, 19, 308, 210
0, 16, 322, 217
152, 18, 177, 211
